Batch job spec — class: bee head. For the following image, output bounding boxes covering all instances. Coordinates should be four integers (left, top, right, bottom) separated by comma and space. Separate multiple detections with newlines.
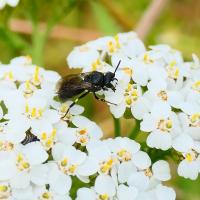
104, 72, 115, 85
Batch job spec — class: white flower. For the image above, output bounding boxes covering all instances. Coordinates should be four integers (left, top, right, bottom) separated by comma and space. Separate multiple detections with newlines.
146, 78, 183, 108
34, 185, 72, 200
47, 163, 72, 196
78, 140, 115, 177
172, 134, 200, 180
67, 45, 100, 69
179, 102, 200, 140
94, 175, 116, 199
71, 116, 103, 146
126, 160, 171, 192
76, 175, 116, 200
51, 100, 84, 121
51, 143, 86, 179
141, 102, 180, 150
137, 184, 176, 200
117, 184, 138, 200
106, 82, 149, 119
1, 142, 48, 189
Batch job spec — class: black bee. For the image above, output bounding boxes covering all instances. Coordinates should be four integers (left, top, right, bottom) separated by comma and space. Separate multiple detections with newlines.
57, 60, 121, 118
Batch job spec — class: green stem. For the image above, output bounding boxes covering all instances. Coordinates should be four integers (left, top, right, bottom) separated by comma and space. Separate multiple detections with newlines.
113, 117, 121, 137
129, 119, 140, 140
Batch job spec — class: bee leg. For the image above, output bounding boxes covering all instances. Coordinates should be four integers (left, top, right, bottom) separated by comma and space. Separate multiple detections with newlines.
93, 92, 117, 106
62, 91, 89, 119
107, 83, 116, 92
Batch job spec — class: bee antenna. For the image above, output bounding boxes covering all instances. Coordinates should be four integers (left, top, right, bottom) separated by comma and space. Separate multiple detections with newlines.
114, 60, 121, 74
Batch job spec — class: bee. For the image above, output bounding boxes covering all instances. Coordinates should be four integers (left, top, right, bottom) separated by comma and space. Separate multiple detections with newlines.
57, 60, 121, 118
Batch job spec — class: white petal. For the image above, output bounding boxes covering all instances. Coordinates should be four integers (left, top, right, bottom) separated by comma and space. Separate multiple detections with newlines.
132, 151, 151, 170
10, 171, 30, 189
12, 186, 33, 200
31, 164, 48, 186
76, 188, 96, 200
118, 162, 137, 183
52, 142, 66, 161
67, 47, 99, 68
95, 175, 116, 197
49, 170, 72, 195
172, 134, 193, 152
152, 160, 171, 181
110, 103, 126, 118
141, 114, 156, 132
128, 172, 149, 191
147, 131, 172, 150
132, 64, 148, 86
117, 184, 138, 200
0, 153, 17, 180
151, 102, 171, 118
77, 157, 99, 177
131, 97, 149, 120
178, 160, 199, 180
155, 184, 176, 200
23, 142, 48, 165
72, 116, 91, 127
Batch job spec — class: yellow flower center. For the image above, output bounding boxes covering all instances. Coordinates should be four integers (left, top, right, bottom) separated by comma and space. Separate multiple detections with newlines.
166, 61, 180, 80
60, 103, 68, 113
0, 141, 14, 151
16, 153, 30, 171
144, 168, 153, 177
24, 80, 34, 98
189, 113, 200, 127
100, 158, 114, 174
107, 35, 120, 53
32, 66, 42, 86
0, 184, 11, 199
99, 194, 109, 200
0, 185, 8, 192
157, 90, 168, 101
143, 53, 154, 64
79, 129, 87, 135
92, 59, 101, 71
3, 71, 14, 81
68, 164, 77, 174
25, 103, 43, 119
157, 118, 173, 132
41, 191, 52, 200
41, 129, 56, 150
192, 80, 200, 93
124, 83, 139, 106
60, 158, 68, 167
185, 150, 198, 163
117, 149, 132, 162
77, 128, 90, 146
122, 67, 133, 76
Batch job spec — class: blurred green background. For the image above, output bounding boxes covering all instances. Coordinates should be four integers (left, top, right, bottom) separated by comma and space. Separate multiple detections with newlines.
0, 0, 200, 199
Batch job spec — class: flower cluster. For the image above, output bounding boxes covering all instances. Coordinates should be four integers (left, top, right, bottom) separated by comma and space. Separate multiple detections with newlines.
0, 0, 19, 9
0, 55, 176, 199
67, 31, 200, 180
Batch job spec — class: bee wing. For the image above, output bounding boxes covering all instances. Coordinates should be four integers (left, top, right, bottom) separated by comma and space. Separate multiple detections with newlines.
56, 74, 92, 100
